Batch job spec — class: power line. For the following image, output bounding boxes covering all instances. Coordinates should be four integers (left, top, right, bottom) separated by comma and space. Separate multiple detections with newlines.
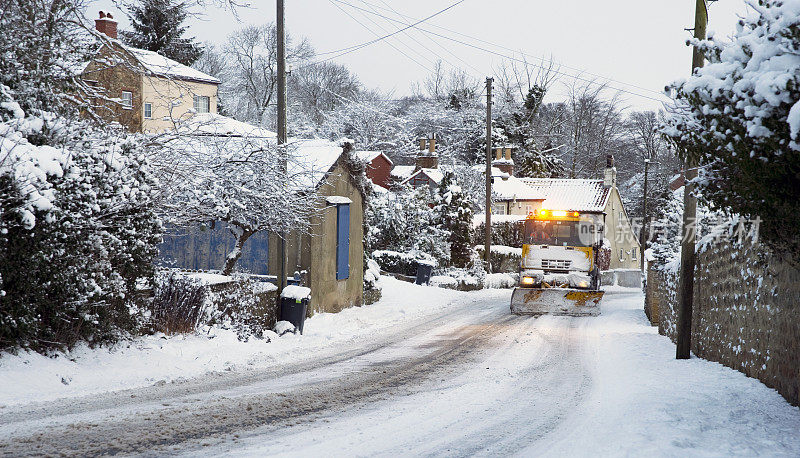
326, 0, 434, 73
355, 0, 664, 98
297, 0, 467, 70
329, 0, 667, 102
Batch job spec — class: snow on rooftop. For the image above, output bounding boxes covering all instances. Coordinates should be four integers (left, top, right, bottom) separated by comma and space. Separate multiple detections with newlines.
492, 174, 543, 201
125, 45, 220, 84
391, 165, 416, 179
289, 138, 347, 189
179, 113, 277, 138
356, 150, 391, 165
521, 178, 611, 213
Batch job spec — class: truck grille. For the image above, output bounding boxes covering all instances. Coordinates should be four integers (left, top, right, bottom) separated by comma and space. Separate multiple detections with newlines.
541, 259, 571, 270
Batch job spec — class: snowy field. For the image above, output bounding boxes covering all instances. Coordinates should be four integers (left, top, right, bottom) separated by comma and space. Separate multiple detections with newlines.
1, 279, 799, 456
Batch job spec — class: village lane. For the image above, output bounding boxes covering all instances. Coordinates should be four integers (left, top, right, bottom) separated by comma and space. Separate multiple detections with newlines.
0, 288, 588, 456
2, 287, 799, 457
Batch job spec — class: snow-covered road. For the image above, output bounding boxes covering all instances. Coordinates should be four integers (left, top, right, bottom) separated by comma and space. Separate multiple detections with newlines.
1, 282, 799, 456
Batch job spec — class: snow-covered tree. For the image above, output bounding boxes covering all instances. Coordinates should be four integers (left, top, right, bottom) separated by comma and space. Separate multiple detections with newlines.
121, 0, 203, 66
151, 129, 318, 275
435, 173, 474, 268
662, 0, 800, 260
0, 87, 162, 352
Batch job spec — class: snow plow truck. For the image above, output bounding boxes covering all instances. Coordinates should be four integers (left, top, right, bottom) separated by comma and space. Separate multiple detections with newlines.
510, 209, 604, 316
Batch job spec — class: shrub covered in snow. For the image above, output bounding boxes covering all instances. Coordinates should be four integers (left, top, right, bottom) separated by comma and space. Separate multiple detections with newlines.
473, 220, 525, 248
151, 270, 277, 341
372, 250, 437, 277
663, 0, 800, 260
0, 88, 162, 352
366, 185, 450, 265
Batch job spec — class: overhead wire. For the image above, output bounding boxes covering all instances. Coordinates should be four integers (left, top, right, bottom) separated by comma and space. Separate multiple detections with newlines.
354, 0, 665, 98
328, 0, 667, 102
296, 0, 467, 70
366, 0, 485, 78
326, 0, 434, 73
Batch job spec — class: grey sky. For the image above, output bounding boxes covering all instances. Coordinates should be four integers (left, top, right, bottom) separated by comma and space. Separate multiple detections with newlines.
94, 0, 750, 111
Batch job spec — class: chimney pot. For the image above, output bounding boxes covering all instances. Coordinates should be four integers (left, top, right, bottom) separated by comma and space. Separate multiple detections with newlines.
95, 10, 118, 39
428, 137, 435, 154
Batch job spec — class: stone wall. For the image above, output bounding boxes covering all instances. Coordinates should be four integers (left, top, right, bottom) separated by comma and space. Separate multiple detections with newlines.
650, 239, 800, 406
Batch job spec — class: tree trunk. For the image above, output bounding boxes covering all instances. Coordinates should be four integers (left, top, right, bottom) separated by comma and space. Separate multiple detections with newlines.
222, 227, 254, 276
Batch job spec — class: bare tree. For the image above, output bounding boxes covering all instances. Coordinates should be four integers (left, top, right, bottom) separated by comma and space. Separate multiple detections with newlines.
291, 61, 360, 125
222, 23, 313, 126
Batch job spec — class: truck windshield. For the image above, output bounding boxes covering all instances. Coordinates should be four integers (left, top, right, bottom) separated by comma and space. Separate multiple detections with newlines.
524, 220, 592, 247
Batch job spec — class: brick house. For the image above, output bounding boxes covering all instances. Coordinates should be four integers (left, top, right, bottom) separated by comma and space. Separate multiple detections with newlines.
82, 11, 220, 133
356, 150, 394, 189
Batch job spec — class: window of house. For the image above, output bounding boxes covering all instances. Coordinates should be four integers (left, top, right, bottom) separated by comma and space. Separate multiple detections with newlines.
619, 211, 624, 221
619, 248, 625, 261
336, 204, 350, 280
121, 91, 133, 109
144, 102, 152, 119
492, 204, 506, 215
525, 205, 533, 215
631, 248, 637, 260
193, 95, 210, 113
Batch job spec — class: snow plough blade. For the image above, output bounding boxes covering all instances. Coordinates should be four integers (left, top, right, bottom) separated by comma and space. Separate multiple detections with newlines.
510, 287, 603, 317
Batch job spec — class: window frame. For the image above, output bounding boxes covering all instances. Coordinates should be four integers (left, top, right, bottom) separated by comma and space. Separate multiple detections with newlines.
121, 90, 133, 110
193, 95, 210, 114
619, 248, 625, 261
631, 248, 637, 260
492, 203, 507, 215
143, 102, 152, 119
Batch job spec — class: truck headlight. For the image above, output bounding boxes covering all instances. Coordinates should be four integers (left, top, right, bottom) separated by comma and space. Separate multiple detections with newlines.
521, 276, 535, 286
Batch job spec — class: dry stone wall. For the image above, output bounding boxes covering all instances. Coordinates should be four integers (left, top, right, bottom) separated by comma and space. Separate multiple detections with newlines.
650, 239, 800, 406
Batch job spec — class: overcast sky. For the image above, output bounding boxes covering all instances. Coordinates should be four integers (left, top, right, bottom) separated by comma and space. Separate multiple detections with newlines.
94, 0, 751, 111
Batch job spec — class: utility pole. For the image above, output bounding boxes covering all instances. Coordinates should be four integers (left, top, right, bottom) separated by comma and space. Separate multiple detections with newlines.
276, 0, 288, 296
640, 157, 650, 272
484, 77, 493, 273
676, 0, 707, 360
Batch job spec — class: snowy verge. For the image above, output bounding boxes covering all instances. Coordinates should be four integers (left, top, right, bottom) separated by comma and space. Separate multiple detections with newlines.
0, 278, 491, 407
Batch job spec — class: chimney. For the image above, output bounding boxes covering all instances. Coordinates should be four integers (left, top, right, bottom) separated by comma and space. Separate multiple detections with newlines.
603, 154, 617, 188
95, 11, 118, 39
492, 146, 515, 177
415, 136, 438, 170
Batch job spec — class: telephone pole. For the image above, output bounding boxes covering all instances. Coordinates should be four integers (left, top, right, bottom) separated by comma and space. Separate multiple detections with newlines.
484, 77, 493, 273
640, 157, 650, 272
276, 0, 288, 295
676, 0, 707, 360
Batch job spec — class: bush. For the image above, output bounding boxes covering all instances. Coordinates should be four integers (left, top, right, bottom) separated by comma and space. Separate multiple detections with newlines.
372, 250, 436, 276
663, 0, 800, 261
0, 88, 162, 353
150, 271, 277, 341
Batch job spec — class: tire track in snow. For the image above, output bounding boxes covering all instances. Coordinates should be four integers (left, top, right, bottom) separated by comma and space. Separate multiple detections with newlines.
0, 295, 518, 456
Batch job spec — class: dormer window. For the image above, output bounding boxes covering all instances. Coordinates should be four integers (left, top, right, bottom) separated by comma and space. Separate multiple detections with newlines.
193, 95, 210, 113
121, 91, 133, 109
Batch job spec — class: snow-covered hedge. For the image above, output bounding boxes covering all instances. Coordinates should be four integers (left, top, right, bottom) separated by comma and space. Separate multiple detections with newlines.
150, 270, 278, 341
372, 250, 437, 277
663, 0, 800, 260
0, 87, 162, 352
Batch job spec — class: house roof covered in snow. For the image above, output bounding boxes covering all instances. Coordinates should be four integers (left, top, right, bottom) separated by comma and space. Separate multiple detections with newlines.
492, 174, 544, 201
401, 168, 444, 186
356, 150, 393, 165
178, 113, 277, 138
391, 165, 416, 180
124, 45, 220, 84
520, 178, 611, 213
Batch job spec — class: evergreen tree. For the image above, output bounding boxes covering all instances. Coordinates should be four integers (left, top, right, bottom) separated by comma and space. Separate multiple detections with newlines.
121, 0, 202, 66
435, 173, 474, 268
663, 0, 800, 260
